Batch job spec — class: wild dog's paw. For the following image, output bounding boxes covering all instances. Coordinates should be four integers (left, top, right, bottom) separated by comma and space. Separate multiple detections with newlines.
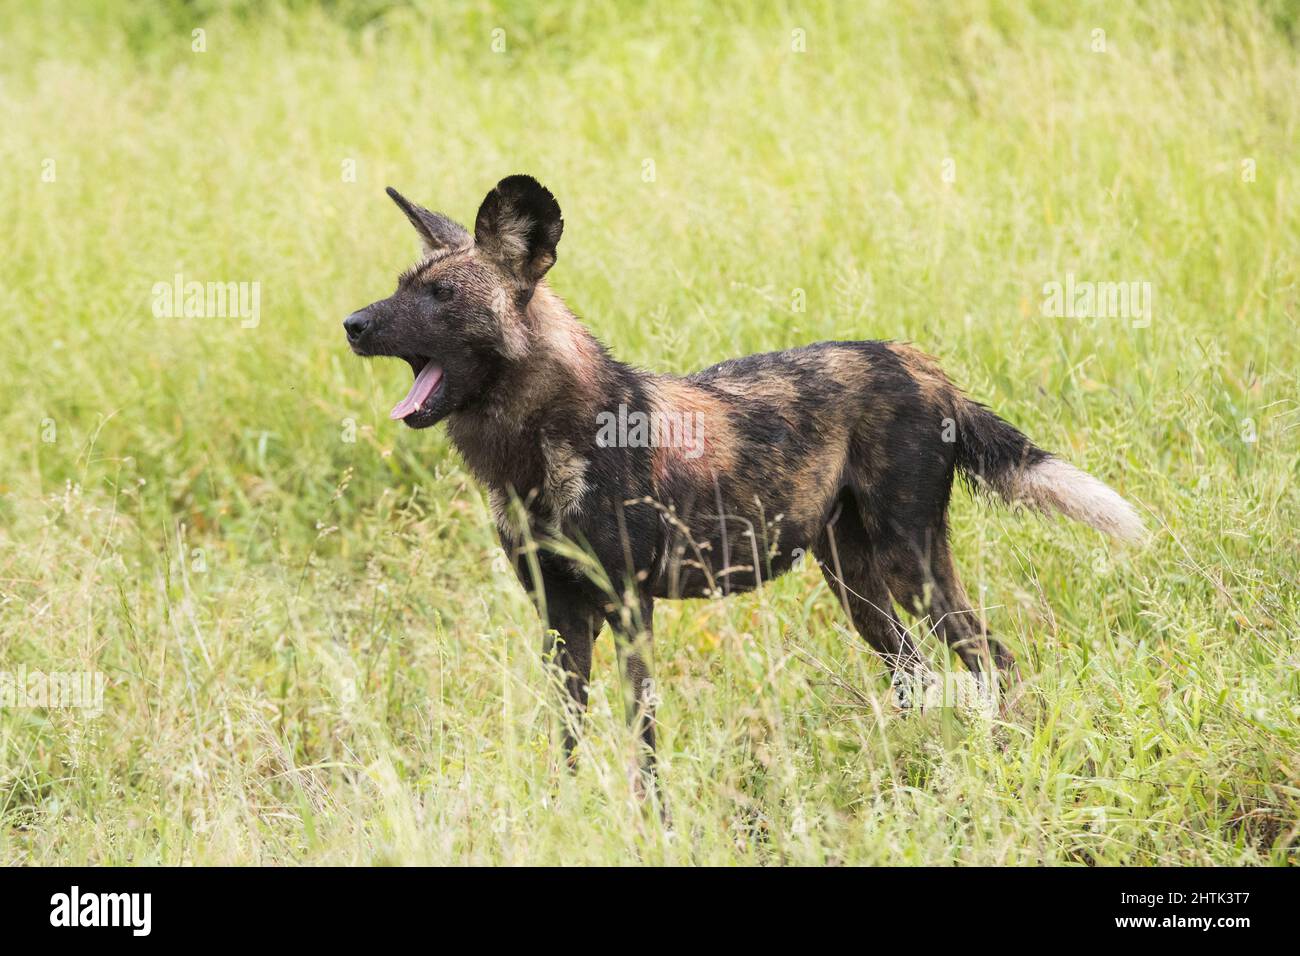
891, 670, 933, 712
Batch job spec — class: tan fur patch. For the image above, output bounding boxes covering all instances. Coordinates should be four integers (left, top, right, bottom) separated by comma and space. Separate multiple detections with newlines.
540, 434, 590, 524
489, 488, 525, 541
887, 343, 959, 409
647, 379, 737, 487
528, 284, 604, 394
787, 441, 850, 527
821, 345, 873, 380
705, 370, 799, 407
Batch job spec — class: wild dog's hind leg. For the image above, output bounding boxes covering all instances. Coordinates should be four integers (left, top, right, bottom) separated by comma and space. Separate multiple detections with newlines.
927, 538, 1018, 696
883, 525, 1018, 700
815, 509, 929, 708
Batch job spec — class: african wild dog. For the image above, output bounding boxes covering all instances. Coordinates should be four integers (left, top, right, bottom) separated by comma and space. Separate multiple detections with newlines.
345, 175, 1144, 786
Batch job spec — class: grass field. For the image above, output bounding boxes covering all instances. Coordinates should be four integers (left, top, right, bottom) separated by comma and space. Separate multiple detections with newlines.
1, 0, 1297, 865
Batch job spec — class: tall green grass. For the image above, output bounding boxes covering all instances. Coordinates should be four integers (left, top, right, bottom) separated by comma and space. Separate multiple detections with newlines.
0, 0, 1296, 864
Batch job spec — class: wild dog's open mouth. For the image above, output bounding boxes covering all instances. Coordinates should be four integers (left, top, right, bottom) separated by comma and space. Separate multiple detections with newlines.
389, 358, 444, 421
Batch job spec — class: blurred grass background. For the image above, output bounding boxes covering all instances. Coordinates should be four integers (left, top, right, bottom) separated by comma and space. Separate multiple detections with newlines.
0, 0, 1297, 864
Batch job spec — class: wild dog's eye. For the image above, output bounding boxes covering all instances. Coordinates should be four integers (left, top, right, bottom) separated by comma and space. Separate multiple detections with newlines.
431, 282, 455, 302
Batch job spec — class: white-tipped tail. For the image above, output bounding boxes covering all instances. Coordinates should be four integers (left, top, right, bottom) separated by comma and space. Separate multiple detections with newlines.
1011, 457, 1146, 542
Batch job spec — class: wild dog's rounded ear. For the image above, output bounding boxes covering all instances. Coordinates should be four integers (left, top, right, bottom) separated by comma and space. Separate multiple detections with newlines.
386, 186, 471, 255
474, 175, 563, 286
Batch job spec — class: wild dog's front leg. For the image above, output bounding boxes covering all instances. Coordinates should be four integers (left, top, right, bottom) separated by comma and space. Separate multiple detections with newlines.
535, 583, 600, 769
605, 591, 659, 797
501, 528, 601, 766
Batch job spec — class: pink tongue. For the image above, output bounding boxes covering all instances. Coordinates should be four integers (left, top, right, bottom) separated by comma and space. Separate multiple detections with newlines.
390, 361, 444, 420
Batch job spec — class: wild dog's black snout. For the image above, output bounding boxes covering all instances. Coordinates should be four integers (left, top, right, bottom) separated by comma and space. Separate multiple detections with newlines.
343, 310, 372, 342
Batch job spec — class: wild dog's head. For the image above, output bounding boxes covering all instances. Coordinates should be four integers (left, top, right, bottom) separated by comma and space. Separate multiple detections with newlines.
344, 174, 564, 428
